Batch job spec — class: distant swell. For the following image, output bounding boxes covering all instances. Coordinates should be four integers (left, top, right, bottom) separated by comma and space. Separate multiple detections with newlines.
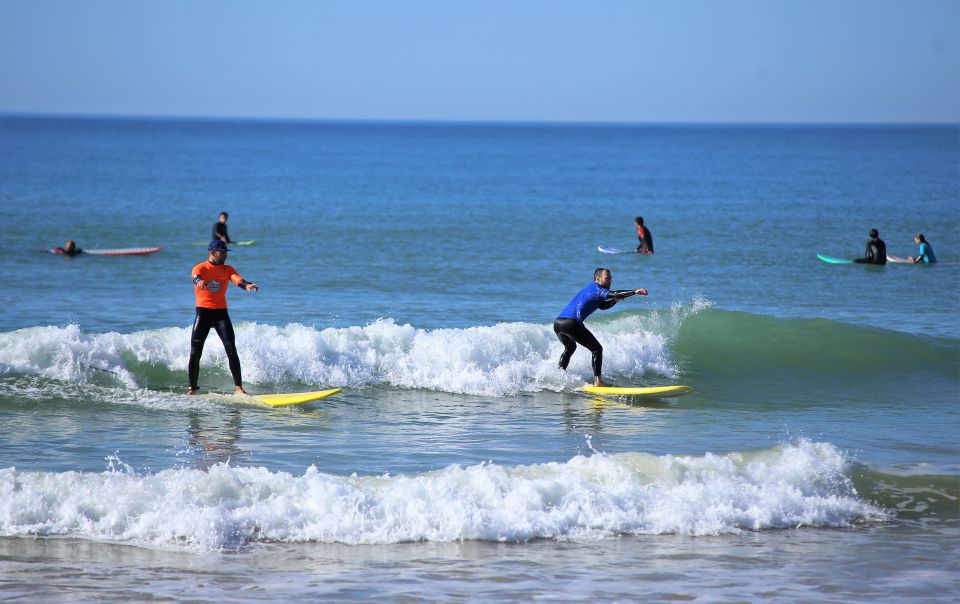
0, 440, 884, 552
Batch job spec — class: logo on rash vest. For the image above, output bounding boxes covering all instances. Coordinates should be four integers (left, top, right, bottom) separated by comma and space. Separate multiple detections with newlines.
207, 280, 222, 293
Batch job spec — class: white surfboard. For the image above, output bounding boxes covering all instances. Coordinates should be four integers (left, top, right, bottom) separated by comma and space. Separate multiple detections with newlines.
598, 245, 628, 254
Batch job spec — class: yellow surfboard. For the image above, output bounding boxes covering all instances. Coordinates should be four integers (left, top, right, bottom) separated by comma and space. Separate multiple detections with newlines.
581, 385, 692, 398
253, 388, 342, 407
206, 388, 342, 408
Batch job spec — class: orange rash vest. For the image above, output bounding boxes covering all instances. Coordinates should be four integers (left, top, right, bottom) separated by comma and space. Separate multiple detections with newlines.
192, 261, 245, 309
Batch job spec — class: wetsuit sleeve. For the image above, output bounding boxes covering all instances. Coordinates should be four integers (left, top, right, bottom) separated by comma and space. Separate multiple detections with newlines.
599, 289, 636, 309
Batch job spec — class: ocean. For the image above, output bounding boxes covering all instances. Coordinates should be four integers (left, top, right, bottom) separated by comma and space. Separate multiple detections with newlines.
0, 116, 957, 602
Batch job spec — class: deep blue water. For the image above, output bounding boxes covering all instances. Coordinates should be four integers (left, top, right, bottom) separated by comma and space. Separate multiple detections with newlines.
0, 117, 957, 601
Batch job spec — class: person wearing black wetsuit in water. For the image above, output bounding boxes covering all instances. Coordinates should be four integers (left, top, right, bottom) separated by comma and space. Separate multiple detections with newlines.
212, 212, 232, 244
853, 228, 887, 264
53, 240, 82, 256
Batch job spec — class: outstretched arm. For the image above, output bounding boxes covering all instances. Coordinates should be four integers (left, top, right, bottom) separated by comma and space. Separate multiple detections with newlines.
600, 289, 648, 308
608, 289, 648, 300
230, 272, 259, 292
237, 278, 259, 292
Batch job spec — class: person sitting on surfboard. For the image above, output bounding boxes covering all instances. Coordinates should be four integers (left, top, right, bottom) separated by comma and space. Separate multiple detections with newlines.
554, 268, 648, 387
634, 216, 654, 254
853, 228, 887, 265
187, 239, 259, 396
212, 211, 232, 244
52, 240, 82, 256
909, 233, 937, 264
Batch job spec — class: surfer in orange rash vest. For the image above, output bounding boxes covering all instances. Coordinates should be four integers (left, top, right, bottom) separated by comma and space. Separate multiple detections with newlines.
187, 239, 259, 396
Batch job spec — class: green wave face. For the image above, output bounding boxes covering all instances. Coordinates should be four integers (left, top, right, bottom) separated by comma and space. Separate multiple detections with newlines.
665, 309, 960, 409
852, 468, 960, 525
672, 309, 959, 380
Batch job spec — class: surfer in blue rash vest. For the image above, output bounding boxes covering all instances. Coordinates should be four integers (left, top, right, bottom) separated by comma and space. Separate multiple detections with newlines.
909, 233, 937, 264
554, 268, 648, 387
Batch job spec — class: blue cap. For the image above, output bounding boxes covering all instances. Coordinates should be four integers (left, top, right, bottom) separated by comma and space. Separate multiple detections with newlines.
208, 240, 231, 252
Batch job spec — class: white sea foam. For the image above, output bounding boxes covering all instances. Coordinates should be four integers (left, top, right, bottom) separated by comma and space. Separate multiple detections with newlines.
0, 440, 884, 552
0, 304, 707, 395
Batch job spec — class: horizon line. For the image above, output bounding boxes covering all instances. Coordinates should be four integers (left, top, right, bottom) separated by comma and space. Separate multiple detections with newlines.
1, 111, 957, 128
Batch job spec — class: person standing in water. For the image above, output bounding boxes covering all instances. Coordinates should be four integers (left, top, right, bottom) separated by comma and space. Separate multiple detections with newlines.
854, 228, 887, 265
188, 239, 259, 396
634, 216, 654, 254
554, 268, 648, 387
212, 212, 232, 244
910, 233, 937, 264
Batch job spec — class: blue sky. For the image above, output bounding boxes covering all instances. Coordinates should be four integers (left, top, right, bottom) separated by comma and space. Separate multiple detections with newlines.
1, 0, 957, 123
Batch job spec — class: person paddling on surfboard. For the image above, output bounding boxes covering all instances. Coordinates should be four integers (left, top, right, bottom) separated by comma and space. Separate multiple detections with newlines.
187, 239, 259, 396
212, 211, 232, 244
634, 216, 654, 254
853, 228, 887, 265
554, 268, 647, 387
52, 239, 82, 256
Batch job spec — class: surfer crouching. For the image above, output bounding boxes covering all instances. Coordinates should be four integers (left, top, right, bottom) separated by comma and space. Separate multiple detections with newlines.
554, 268, 647, 387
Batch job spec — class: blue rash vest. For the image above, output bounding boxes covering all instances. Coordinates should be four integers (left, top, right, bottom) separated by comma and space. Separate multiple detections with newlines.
917, 241, 937, 263
558, 282, 610, 323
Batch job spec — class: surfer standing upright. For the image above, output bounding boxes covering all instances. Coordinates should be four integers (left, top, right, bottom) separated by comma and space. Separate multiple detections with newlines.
187, 239, 259, 396
554, 268, 647, 387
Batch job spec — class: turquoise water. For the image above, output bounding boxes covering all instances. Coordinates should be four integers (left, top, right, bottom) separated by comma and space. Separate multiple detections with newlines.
1, 117, 958, 601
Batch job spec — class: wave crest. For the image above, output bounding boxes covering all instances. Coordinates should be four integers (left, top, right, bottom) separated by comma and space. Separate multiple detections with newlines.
0, 440, 883, 551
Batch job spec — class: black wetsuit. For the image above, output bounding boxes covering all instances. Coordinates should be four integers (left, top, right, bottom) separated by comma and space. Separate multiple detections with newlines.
554, 317, 608, 376
212, 222, 230, 243
188, 308, 242, 390
854, 237, 887, 264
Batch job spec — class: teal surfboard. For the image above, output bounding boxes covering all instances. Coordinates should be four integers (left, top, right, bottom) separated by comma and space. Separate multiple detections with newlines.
817, 253, 853, 265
